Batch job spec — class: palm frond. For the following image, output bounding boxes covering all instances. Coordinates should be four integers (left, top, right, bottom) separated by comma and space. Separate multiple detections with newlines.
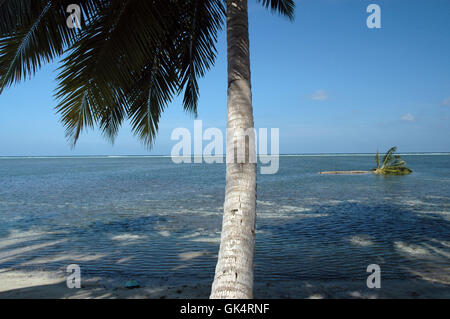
375, 150, 380, 169
55, 0, 179, 146
0, 0, 101, 93
257, 0, 295, 20
374, 147, 412, 175
380, 167, 412, 175
0, 0, 35, 36
2, 0, 288, 149
127, 49, 178, 147
54, 0, 143, 145
386, 155, 406, 168
177, 0, 225, 115
0, 1, 53, 93
381, 146, 397, 168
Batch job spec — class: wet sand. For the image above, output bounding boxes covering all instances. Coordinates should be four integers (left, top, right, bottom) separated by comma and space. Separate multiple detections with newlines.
1, 269, 449, 299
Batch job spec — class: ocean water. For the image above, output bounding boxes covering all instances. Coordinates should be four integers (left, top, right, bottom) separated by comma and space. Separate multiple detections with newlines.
0, 155, 449, 288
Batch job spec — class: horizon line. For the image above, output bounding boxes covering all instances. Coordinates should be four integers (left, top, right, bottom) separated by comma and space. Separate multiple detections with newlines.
1, 151, 450, 158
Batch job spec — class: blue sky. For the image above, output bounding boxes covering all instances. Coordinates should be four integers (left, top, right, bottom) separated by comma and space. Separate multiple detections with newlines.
0, 0, 449, 156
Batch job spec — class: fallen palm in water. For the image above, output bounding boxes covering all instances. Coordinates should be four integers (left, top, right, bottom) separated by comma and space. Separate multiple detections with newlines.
373, 146, 413, 175
319, 147, 413, 175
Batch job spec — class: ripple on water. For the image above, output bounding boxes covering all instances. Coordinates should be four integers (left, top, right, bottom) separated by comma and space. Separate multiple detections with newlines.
0, 156, 449, 285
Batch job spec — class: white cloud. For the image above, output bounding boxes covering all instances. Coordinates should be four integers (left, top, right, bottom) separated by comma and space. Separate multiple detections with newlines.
442, 97, 450, 106
311, 90, 328, 101
401, 113, 415, 122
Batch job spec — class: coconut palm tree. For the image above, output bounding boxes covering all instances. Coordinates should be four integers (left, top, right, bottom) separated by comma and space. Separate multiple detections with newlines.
0, 0, 294, 299
374, 147, 412, 175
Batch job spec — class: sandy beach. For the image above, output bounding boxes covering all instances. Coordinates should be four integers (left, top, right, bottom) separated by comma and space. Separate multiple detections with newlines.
1, 269, 449, 299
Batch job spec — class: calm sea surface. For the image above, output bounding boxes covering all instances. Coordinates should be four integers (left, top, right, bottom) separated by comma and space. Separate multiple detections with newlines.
0, 155, 449, 287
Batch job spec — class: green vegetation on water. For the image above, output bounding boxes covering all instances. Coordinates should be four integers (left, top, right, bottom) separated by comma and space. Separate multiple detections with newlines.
373, 146, 412, 175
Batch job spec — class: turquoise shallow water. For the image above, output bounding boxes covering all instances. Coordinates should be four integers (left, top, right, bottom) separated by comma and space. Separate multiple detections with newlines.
0, 155, 449, 287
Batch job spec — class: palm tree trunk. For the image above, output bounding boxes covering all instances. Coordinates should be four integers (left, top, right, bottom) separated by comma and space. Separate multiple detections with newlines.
210, 0, 257, 299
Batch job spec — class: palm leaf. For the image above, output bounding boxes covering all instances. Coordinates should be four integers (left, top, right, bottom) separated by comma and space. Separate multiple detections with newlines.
257, 0, 295, 20
1, 0, 293, 149
55, 0, 177, 146
177, 0, 225, 115
381, 167, 412, 175
0, 0, 101, 94
127, 47, 178, 147
381, 146, 397, 168
375, 150, 380, 169
0, 1, 53, 93
0, 0, 36, 36
386, 155, 406, 168
375, 147, 412, 175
